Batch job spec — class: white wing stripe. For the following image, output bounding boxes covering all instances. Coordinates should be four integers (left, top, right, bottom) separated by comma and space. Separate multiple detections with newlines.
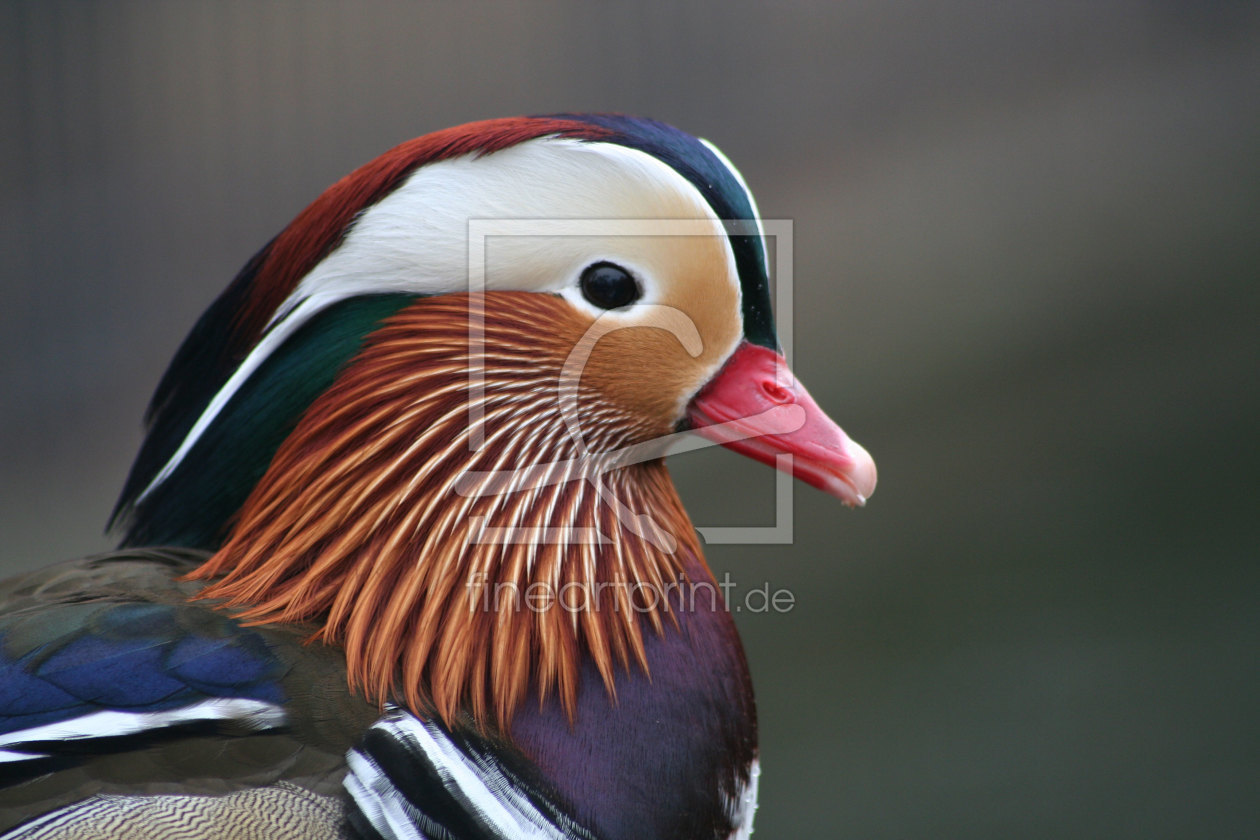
0, 698, 286, 762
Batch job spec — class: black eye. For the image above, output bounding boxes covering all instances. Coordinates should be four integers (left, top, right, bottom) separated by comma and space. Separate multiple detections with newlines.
579, 262, 641, 309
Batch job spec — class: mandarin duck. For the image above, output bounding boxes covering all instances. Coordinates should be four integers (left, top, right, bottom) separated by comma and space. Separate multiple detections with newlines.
0, 114, 876, 840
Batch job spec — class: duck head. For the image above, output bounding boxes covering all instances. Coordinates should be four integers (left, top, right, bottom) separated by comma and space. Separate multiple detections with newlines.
111, 114, 876, 728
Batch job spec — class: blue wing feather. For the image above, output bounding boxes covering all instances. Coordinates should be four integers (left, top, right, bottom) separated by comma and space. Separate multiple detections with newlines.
0, 600, 286, 738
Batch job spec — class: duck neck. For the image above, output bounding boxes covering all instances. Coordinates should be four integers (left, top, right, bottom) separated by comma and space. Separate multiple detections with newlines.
188, 293, 705, 731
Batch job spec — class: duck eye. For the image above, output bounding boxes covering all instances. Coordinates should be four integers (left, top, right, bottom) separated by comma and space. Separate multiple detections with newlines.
579, 262, 641, 310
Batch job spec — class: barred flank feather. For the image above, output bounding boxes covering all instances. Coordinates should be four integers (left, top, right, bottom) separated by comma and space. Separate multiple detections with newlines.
5, 783, 342, 839
188, 293, 699, 731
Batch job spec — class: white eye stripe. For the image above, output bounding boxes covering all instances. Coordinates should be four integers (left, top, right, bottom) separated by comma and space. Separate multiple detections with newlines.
138, 138, 734, 501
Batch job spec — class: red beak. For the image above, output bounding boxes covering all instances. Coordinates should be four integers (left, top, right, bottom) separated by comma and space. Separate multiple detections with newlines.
686, 341, 877, 507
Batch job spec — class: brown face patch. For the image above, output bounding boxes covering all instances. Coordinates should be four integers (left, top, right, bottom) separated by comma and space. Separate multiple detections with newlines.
188, 292, 714, 731
558, 227, 744, 429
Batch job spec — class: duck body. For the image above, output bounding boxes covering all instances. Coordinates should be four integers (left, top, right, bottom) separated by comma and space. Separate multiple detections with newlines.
0, 550, 376, 836
0, 114, 873, 838
1, 548, 752, 839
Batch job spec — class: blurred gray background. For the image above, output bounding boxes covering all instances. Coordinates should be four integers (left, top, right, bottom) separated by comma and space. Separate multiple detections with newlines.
2, 2, 1258, 837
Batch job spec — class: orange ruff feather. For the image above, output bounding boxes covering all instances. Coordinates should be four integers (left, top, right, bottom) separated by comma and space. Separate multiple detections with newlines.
188, 293, 700, 729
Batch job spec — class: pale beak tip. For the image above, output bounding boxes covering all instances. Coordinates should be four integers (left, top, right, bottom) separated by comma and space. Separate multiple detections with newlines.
847, 438, 878, 504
